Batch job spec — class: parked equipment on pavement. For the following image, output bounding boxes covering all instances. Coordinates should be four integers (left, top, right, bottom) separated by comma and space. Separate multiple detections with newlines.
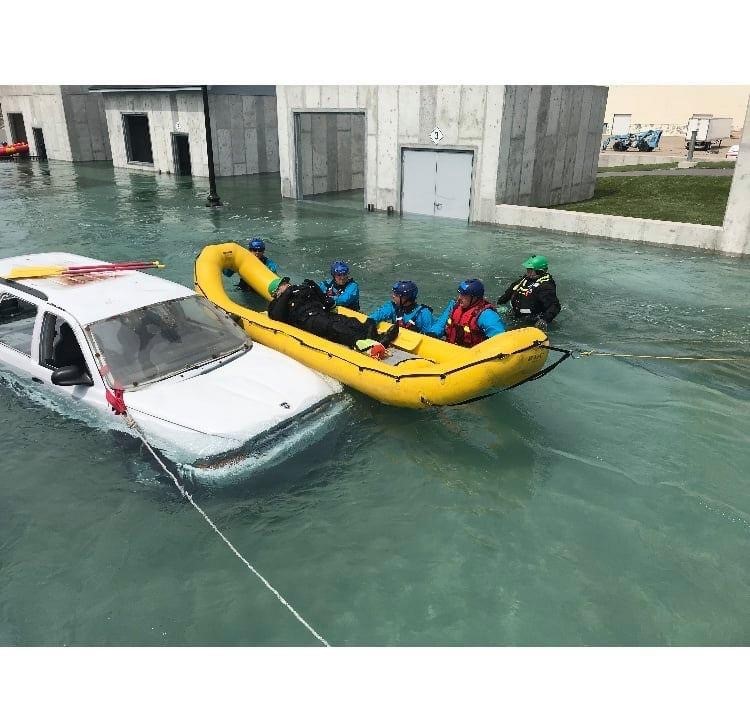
685, 115, 732, 151
601, 129, 662, 152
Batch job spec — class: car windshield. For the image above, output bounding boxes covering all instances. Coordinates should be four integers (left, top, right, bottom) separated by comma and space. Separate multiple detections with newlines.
87, 295, 250, 389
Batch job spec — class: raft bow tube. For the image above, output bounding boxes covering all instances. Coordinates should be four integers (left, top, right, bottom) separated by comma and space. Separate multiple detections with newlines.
195, 242, 550, 408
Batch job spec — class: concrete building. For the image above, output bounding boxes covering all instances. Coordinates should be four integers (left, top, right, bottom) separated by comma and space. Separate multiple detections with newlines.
91, 86, 279, 178
0, 85, 110, 161
604, 85, 750, 136
276, 85, 608, 222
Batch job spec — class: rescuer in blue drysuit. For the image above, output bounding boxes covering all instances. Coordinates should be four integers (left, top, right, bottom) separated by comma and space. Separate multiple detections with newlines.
318, 260, 360, 310
368, 280, 434, 334
223, 236, 280, 289
429, 279, 505, 345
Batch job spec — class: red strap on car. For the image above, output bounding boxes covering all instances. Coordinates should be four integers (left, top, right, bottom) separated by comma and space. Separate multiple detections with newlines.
105, 387, 127, 415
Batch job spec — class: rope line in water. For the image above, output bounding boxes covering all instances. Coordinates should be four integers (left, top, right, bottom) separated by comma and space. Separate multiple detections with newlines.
122, 414, 330, 647
574, 350, 748, 362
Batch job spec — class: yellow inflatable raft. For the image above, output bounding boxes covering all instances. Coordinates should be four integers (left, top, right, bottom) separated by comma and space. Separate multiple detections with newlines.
194, 243, 555, 409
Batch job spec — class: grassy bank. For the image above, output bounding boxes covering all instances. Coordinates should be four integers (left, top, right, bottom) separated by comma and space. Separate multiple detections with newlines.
556, 175, 732, 225
597, 162, 678, 173
693, 160, 737, 169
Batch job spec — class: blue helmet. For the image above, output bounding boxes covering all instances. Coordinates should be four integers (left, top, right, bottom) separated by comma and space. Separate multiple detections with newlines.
392, 280, 418, 302
457, 278, 485, 298
248, 236, 266, 252
331, 260, 350, 277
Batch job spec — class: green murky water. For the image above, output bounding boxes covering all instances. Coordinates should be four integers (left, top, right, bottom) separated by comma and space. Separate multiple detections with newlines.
1, 160, 748, 646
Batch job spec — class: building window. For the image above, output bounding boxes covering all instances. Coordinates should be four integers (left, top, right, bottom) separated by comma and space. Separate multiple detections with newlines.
122, 113, 154, 164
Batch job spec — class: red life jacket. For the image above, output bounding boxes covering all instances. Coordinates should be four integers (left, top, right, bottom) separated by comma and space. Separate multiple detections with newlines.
445, 299, 495, 347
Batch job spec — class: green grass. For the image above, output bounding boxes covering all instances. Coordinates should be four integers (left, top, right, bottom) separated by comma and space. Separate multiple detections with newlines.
597, 162, 678, 173
693, 160, 736, 169
556, 175, 732, 225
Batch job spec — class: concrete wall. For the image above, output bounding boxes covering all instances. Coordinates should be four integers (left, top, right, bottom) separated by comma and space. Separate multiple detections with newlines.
296, 112, 365, 195
721, 98, 750, 255
277, 85, 606, 219
208, 92, 279, 176
489, 203, 724, 252
278, 85, 508, 221
101, 90, 278, 177
0, 108, 6, 144
0, 85, 110, 161
496, 86, 608, 207
0, 86, 73, 160
605, 86, 750, 134
61, 86, 111, 161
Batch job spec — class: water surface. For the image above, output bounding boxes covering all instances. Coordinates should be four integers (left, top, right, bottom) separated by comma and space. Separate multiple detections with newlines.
1, 160, 748, 645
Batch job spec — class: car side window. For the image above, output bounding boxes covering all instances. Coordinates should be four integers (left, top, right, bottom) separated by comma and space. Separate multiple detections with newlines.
0, 293, 38, 356
39, 312, 91, 376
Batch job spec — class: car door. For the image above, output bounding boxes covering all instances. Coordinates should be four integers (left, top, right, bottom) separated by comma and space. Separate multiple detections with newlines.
36, 309, 107, 410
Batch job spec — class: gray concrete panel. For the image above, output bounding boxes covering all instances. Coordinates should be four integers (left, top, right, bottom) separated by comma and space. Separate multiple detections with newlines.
418, 85, 437, 140
256, 97, 267, 173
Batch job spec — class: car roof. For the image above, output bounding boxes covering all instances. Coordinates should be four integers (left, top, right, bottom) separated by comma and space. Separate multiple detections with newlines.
0, 252, 195, 324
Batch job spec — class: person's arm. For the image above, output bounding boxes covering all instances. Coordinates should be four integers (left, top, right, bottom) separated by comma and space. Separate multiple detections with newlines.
335, 281, 359, 309
478, 308, 506, 338
268, 290, 292, 322
368, 302, 395, 324
317, 280, 329, 294
497, 278, 519, 306
427, 301, 454, 338
414, 305, 434, 334
536, 283, 561, 323
266, 258, 280, 274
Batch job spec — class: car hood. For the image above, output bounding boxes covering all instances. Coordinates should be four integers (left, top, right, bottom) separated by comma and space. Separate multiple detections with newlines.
124, 343, 342, 442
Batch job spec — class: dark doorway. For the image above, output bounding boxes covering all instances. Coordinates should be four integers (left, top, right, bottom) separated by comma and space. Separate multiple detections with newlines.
32, 128, 47, 160
171, 133, 192, 175
8, 113, 27, 143
293, 111, 366, 205
122, 113, 154, 164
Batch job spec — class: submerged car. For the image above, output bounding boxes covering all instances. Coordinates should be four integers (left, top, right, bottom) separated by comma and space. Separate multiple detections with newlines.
0, 253, 343, 472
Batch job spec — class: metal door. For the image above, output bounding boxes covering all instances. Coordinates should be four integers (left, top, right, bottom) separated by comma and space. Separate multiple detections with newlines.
434, 151, 473, 219
611, 114, 631, 135
401, 150, 437, 216
401, 149, 473, 221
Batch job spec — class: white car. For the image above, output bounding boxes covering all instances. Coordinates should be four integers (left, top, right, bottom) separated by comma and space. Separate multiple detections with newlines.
0, 253, 343, 474
726, 144, 740, 159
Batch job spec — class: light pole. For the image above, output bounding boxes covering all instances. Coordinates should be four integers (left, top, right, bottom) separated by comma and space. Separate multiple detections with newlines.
202, 84, 222, 207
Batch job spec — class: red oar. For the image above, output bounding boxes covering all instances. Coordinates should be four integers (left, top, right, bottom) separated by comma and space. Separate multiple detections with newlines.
5, 261, 165, 280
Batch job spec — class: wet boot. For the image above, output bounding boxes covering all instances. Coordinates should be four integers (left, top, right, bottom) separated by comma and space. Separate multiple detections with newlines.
377, 324, 399, 348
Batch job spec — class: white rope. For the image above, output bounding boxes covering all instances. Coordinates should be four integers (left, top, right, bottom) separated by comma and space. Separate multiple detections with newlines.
122, 413, 330, 647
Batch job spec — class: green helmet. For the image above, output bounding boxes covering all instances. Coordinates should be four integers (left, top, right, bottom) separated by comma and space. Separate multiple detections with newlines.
523, 255, 548, 271
268, 277, 287, 295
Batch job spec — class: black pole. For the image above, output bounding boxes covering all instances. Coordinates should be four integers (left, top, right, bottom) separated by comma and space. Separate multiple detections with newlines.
202, 85, 222, 207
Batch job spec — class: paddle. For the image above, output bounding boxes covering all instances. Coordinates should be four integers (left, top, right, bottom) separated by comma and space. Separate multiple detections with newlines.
4, 260, 165, 280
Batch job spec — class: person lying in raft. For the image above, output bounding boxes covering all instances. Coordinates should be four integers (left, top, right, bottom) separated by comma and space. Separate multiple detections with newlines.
318, 260, 360, 310
223, 236, 280, 289
368, 280, 433, 334
429, 279, 505, 346
267, 277, 399, 351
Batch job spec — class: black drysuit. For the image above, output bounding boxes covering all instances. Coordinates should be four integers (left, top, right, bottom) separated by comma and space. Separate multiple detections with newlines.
498, 272, 561, 324
268, 280, 377, 348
